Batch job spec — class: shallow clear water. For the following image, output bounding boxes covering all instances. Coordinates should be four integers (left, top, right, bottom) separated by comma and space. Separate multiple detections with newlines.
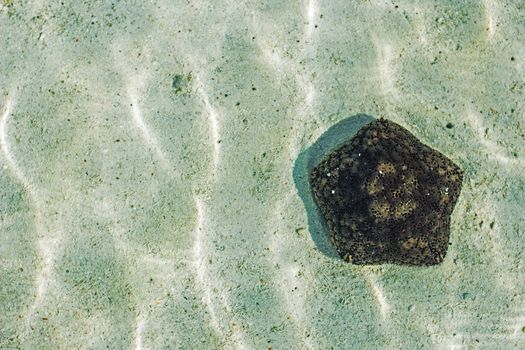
1, 1, 524, 349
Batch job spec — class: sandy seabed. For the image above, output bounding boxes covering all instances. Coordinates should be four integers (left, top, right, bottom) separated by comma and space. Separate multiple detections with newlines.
1, 1, 525, 349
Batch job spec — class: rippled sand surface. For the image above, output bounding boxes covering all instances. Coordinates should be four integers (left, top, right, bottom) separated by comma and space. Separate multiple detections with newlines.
1, 1, 524, 349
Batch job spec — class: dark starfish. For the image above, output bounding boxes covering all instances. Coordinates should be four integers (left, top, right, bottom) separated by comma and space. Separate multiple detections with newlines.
310, 118, 463, 265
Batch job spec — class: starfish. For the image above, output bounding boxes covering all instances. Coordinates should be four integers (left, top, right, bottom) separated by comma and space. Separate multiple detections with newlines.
310, 118, 463, 265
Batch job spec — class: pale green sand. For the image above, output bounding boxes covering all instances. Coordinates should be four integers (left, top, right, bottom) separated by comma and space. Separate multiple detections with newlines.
1, 1, 524, 349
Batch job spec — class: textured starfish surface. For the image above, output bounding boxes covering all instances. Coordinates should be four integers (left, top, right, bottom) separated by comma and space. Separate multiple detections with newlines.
310, 118, 464, 265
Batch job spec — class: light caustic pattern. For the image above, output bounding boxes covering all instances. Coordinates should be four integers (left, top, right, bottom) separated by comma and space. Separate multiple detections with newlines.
1, 0, 525, 349
1, 91, 63, 333
116, 56, 243, 347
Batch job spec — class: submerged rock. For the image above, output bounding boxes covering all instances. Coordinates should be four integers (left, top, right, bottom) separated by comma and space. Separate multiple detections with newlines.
310, 118, 463, 265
